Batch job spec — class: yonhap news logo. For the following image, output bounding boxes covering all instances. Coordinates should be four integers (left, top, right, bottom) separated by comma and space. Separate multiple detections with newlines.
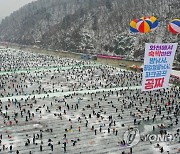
123, 128, 180, 147
123, 128, 140, 147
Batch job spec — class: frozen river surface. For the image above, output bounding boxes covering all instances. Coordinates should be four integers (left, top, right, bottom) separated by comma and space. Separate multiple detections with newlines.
0, 48, 179, 154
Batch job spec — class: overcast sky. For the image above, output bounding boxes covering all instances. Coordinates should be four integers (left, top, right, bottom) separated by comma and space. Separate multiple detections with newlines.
0, 0, 37, 20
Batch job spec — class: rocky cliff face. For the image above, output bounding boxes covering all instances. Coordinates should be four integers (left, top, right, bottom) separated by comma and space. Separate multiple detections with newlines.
0, 0, 179, 60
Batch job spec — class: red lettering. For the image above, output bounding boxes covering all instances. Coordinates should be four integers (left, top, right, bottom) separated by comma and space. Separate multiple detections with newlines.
155, 51, 161, 57
148, 51, 155, 57
145, 79, 154, 90
154, 77, 164, 88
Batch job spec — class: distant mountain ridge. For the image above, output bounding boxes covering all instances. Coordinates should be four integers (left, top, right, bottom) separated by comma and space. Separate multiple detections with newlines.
0, 0, 179, 60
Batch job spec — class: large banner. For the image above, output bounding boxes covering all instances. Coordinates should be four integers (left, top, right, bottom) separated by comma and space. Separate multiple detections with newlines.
142, 43, 178, 91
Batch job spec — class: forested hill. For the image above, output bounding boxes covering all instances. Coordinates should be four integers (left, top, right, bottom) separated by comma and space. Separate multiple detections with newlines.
0, 0, 180, 60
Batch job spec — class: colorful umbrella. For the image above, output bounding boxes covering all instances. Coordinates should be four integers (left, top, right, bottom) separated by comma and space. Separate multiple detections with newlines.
129, 19, 139, 33
136, 18, 152, 33
168, 19, 180, 34
149, 16, 159, 31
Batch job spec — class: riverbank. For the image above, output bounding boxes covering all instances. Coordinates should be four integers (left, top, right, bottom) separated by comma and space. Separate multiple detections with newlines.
0, 43, 143, 69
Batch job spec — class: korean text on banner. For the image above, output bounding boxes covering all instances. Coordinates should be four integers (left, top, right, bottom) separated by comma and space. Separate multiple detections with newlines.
142, 43, 178, 91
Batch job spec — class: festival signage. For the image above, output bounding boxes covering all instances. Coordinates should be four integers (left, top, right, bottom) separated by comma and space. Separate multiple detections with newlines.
142, 43, 178, 91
